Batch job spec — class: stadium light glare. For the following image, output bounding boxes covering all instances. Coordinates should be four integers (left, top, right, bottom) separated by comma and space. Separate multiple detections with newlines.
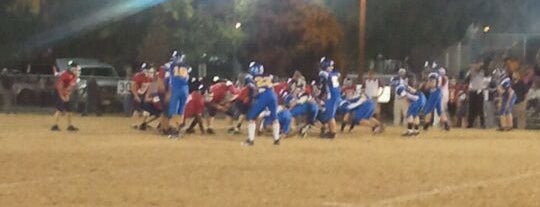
483, 25, 491, 33
21, 0, 167, 52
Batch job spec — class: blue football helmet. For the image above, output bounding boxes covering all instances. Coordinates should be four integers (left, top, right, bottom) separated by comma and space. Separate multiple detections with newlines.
320, 57, 335, 71
248, 61, 264, 76
170, 50, 186, 64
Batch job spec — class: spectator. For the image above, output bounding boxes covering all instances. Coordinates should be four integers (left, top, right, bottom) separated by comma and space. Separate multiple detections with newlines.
527, 81, 540, 119
466, 62, 486, 128
364, 69, 381, 118
456, 84, 469, 128
511, 72, 529, 129
448, 77, 458, 125
0, 68, 16, 114
534, 51, 540, 99
393, 68, 409, 126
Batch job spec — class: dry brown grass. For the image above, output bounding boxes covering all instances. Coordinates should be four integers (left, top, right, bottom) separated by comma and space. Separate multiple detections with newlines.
0, 114, 540, 207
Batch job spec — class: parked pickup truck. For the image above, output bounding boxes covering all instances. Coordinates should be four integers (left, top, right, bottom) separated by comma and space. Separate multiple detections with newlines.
6, 58, 124, 112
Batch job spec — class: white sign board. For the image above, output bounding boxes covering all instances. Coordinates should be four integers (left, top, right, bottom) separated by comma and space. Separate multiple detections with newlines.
117, 80, 132, 95
377, 86, 391, 103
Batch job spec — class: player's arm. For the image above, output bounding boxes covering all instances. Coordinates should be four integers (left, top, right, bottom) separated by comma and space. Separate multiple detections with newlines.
405, 92, 419, 102
55, 76, 69, 102
131, 77, 141, 102
406, 85, 418, 94
347, 96, 367, 110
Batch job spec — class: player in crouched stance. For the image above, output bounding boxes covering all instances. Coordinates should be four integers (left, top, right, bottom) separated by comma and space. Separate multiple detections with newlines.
51, 60, 80, 132
341, 93, 384, 134
393, 79, 426, 137
422, 72, 451, 131
243, 62, 281, 146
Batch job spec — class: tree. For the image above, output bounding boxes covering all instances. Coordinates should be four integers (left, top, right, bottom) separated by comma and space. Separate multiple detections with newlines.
138, 0, 245, 77
244, 0, 344, 78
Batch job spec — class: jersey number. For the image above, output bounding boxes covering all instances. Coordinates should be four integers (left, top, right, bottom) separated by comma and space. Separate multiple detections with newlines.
331, 76, 340, 87
173, 66, 188, 77
255, 76, 273, 88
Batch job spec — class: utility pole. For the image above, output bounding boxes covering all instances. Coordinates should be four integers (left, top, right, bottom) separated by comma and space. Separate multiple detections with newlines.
359, 0, 367, 76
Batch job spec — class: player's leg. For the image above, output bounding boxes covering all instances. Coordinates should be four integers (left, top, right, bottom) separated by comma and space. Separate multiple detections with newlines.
280, 111, 293, 138
422, 99, 434, 130
244, 97, 267, 145
185, 116, 198, 134
167, 93, 187, 137
341, 112, 351, 132
322, 97, 339, 138
206, 104, 217, 134
506, 113, 513, 131
52, 93, 66, 131
267, 96, 281, 144
195, 115, 205, 134
131, 95, 144, 129
405, 100, 420, 136
413, 116, 421, 135
403, 115, 414, 137
229, 101, 246, 134
66, 112, 78, 131
369, 117, 384, 133
51, 110, 62, 131
64, 100, 78, 131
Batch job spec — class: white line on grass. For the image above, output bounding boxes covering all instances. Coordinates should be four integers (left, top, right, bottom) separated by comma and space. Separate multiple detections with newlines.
322, 170, 540, 207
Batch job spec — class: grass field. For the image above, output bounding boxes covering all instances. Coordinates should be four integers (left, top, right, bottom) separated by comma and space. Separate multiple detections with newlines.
1, 114, 540, 207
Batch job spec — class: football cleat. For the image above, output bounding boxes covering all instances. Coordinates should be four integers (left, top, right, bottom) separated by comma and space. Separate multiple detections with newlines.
242, 139, 254, 146
273, 139, 281, 146
51, 125, 60, 131
67, 125, 79, 132
206, 128, 216, 135
185, 128, 196, 134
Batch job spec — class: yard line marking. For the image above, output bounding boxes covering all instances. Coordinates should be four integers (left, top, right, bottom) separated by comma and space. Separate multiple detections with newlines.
322, 170, 540, 207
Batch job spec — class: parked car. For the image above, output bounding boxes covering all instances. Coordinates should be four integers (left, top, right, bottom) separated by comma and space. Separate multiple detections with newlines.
9, 64, 56, 107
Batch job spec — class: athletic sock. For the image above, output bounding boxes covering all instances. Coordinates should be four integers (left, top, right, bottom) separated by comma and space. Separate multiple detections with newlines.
272, 122, 280, 141
248, 122, 256, 142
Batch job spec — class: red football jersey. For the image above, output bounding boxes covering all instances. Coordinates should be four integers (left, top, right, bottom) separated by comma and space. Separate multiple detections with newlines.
158, 66, 167, 79
55, 70, 77, 96
209, 82, 235, 104
273, 82, 288, 95
236, 86, 252, 105
132, 72, 152, 95
304, 85, 313, 95
184, 91, 205, 118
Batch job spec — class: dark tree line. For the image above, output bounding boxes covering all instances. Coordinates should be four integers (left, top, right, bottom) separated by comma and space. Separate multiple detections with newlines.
1, 0, 538, 76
